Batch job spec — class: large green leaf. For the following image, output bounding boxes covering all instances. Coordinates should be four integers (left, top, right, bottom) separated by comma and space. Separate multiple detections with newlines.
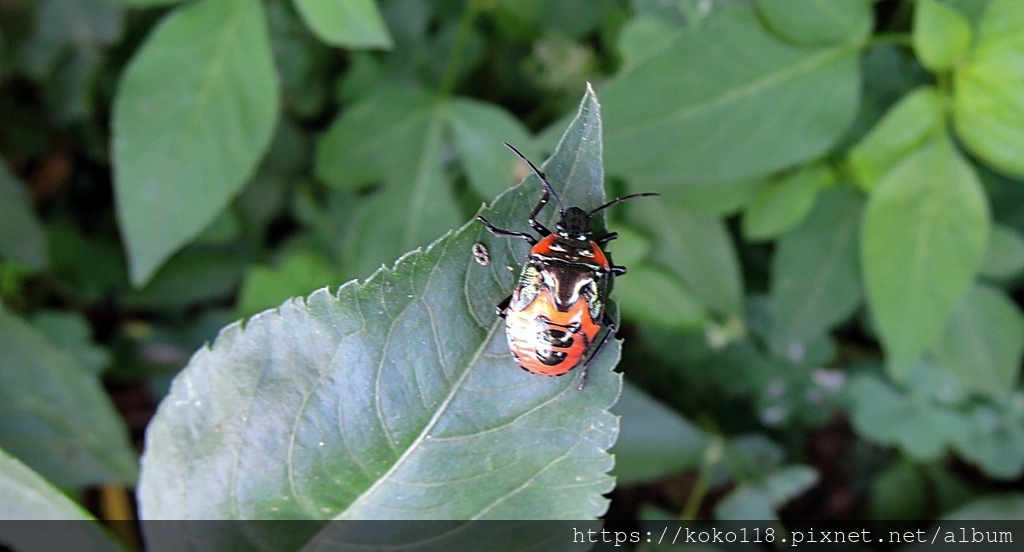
139, 89, 621, 535
755, 0, 873, 46
860, 138, 989, 378
0, 307, 137, 488
113, 0, 279, 285
769, 187, 863, 355
602, 9, 860, 188
0, 448, 125, 550
0, 162, 47, 270
934, 284, 1024, 398
292, 0, 392, 48
953, 0, 1024, 178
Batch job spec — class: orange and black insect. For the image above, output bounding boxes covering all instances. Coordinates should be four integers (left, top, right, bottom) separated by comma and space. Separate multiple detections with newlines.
476, 143, 658, 389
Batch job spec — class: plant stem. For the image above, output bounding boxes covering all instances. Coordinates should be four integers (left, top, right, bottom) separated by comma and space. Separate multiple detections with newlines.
681, 435, 724, 521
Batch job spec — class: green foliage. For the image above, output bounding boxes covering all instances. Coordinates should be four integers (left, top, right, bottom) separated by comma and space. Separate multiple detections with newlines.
861, 138, 989, 378
953, 0, 1024, 178
292, 0, 392, 48
742, 163, 834, 242
913, 0, 972, 71
602, 9, 862, 188
1, 0, 1023, 532
113, 0, 279, 285
768, 188, 863, 355
0, 306, 137, 488
611, 382, 709, 484
0, 448, 125, 551
0, 162, 47, 270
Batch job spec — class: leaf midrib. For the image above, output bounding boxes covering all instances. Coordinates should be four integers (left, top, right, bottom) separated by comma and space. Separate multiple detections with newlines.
172, 0, 246, 181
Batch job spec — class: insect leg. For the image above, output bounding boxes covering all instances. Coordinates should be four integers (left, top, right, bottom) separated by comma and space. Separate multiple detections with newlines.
495, 295, 511, 318
576, 317, 616, 391
476, 216, 537, 245
595, 232, 618, 246
528, 191, 553, 236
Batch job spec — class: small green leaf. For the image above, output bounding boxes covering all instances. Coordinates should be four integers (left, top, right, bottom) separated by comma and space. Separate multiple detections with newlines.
943, 494, 1024, 519
110, 0, 182, 6
603, 10, 860, 187
616, 16, 680, 69
952, 0, 1024, 177
292, 0, 392, 49
913, 0, 973, 72
722, 433, 785, 482
611, 382, 709, 484
626, 201, 744, 316
861, 138, 989, 378
953, 400, 1024, 479
848, 373, 971, 460
615, 264, 707, 329
742, 163, 833, 241
0, 163, 47, 270
848, 86, 946, 191
316, 84, 435, 190
139, 88, 620, 532
34, 0, 121, 44
316, 85, 460, 276
755, 0, 873, 46
769, 187, 863, 355
122, 246, 248, 312
448, 98, 538, 200
715, 465, 818, 520
979, 224, 1024, 280
0, 307, 137, 488
604, 225, 651, 268
113, 0, 279, 285
869, 460, 927, 520
943, 0, 992, 26
30, 311, 110, 375
934, 284, 1024, 398
0, 448, 125, 552
237, 251, 342, 318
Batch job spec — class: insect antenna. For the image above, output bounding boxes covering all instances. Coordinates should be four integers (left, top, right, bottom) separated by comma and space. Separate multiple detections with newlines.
588, 192, 660, 216
504, 142, 565, 215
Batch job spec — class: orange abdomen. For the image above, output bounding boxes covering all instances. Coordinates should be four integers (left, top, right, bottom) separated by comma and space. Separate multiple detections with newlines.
504, 287, 602, 376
